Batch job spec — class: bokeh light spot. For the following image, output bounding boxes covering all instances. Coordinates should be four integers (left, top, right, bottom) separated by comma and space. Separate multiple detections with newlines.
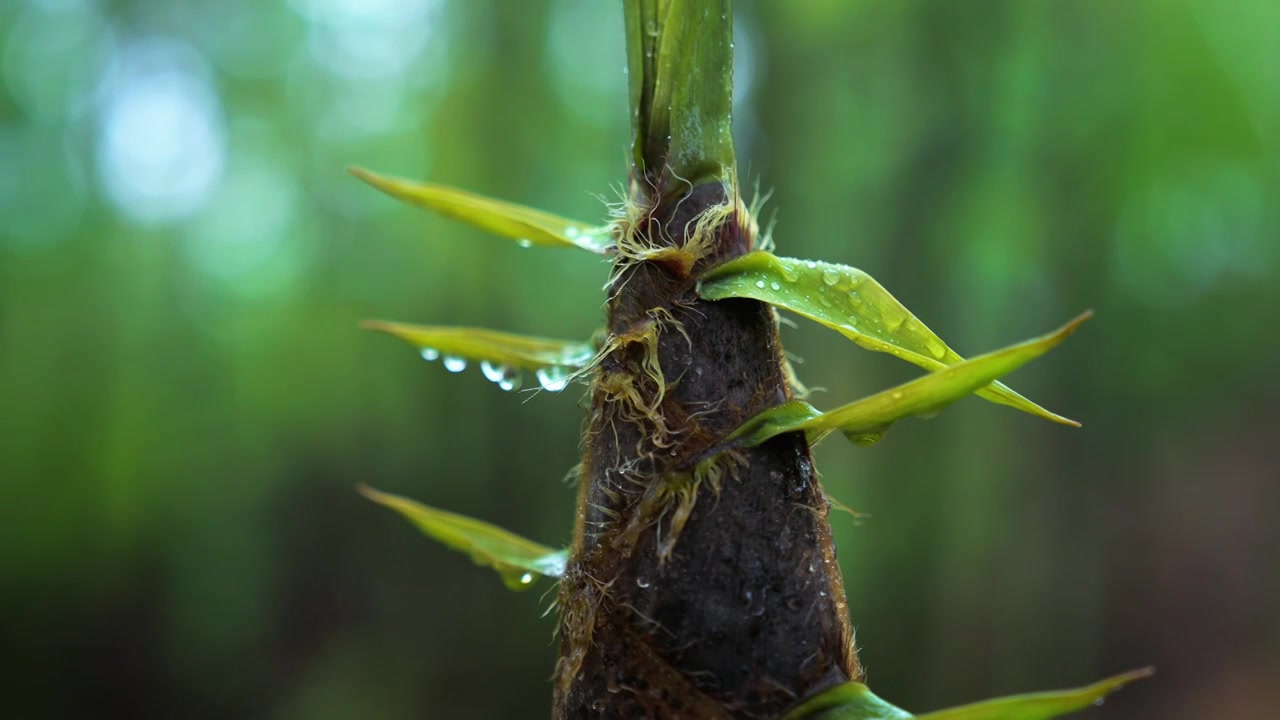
94, 38, 226, 224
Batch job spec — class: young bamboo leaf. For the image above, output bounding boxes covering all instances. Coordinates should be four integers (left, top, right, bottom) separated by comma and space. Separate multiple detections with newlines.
913, 667, 1153, 720
358, 485, 568, 590
348, 166, 612, 254
781, 682, 911, 720
782, 668, 1153, 720
361, 321, 596, 392
698, 251, 1080, 426
725, 313, 1091, 449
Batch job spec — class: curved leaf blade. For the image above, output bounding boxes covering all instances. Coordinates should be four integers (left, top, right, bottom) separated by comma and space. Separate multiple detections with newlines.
782, 682, 912, 720
698, 251, 1079, 426
724, 398, 824, 449
362, 321, 596, 392
783, 668, 1152, 720
358, 485, 568, 590
726, 313, 1091, 449
362, 321, 595, 370
349, 166, 612, 254
914, 668, 1154, 720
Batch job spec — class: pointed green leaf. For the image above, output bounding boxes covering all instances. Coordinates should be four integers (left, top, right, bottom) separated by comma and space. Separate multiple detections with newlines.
361, 321, 595, 392
358, 485, 568, 590
914, 668, 1154, 719
783, 669, 1153, 720
698, 251, 1080, 426
725, 313, 1091, 449
782, 682, 911, 720
349, 166, 612, 254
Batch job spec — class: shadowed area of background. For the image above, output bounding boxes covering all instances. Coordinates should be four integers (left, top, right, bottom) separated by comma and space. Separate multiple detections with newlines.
1, 0, 1276, 718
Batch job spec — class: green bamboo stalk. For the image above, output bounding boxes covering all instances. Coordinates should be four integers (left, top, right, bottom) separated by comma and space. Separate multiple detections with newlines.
625, 0, 736, 189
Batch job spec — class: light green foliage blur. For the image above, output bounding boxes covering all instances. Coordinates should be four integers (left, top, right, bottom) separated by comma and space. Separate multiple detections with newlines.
1, 1, 1277, 719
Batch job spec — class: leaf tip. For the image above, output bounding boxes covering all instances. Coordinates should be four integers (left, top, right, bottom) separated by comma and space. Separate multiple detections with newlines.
355, 483, 384, 502
348, 165, 394, 194
1056, 309, 1094, 339
1115, 666, 1157, 684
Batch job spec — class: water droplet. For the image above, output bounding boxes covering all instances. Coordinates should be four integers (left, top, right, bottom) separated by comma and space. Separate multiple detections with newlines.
636, 576, 651, 588
480, 360, 505, 383
442, 356, 467, 373
806, 261, 817, 269
755, 279, 766, 289
821, 268, 840, 286
420, 347, 440, 362
770, 281, 781, 291
846, 429, 884, 446
536, 366, 571, 392
562, 345, 596, 366
516, 238, 534, 248
497, 370, 523, 392
520, 572, 533, 585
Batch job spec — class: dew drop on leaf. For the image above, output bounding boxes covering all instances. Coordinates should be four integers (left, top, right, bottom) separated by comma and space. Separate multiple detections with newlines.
420, 347, 440, 362
442, 356, 467, 373
562, 345, 596, 366
498, 370, 522, 392
536, 366, 571, 392
480, 360, 505, 383
516, 238, 533, 248
821, 268, 840, 286
770, 281, 781, 291
846, 429, 885, 446
520, 572, 533, 585
636, 576, 651, 588
755, 279, 766, 289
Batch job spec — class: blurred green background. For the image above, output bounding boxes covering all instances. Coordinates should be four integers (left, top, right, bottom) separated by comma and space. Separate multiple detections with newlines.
2, 0, 1277, 718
